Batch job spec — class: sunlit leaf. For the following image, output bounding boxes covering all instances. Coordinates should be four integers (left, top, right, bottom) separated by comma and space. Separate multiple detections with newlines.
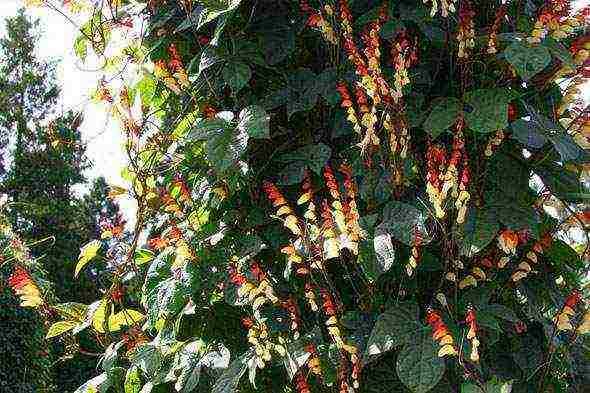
46, 321, 78, 339
75, 240, 101, 278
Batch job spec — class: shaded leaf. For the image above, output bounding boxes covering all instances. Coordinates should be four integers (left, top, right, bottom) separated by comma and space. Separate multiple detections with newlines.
511, 119, 547, 149
278, 143, 331, 175
458, 208, 499, 257
504, 41, 551, 80
222, 62, 251, 92
378, 201, 432, 247
238, 105, 269, 139
364, 301, 425, 363
464, 88, 512, 134
423, 98, 462, 138
211, 349, 255, 393
396, 329, 445, 393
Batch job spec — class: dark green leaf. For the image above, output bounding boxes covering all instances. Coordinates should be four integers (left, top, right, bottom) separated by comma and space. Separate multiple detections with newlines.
513, 335, 543, 377
199, 46, 224, 75
378, 201, 432, 247
364, 301, 425, 363
222, 62, 251, 92
464, 88, 512, 134
546, 133, 586, 163
482, 304, 520, 323
238, 105, 269, 139
543, 37, 576, 68
396, 329, 445, 393
504, 41, 551, 80
277, 162, 306, 185
278, 143, 331, 175
423, 98, 462, 138
458, 208, 499, 257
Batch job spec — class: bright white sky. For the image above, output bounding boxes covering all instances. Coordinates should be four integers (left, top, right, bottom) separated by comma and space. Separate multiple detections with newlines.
0, 0, 137, 225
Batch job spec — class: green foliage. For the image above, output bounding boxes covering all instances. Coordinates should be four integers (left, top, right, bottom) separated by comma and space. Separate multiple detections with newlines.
11, 0, 590, 393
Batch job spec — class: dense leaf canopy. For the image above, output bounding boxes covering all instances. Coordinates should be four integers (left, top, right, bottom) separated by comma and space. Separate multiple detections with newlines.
4, 0, 590, 392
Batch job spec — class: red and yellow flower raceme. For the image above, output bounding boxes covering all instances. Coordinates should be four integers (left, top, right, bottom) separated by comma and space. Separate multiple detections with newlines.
554, 291, 581, 332
426, 308, 458, 357
9, 266, 44, 308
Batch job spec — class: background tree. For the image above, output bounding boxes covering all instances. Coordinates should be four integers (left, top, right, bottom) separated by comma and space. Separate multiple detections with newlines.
0, 9, 121, 393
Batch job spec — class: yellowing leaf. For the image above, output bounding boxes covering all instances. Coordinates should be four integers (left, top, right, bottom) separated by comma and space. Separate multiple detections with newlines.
75, 240, 101, 278
92, 298, 110, 334
46, 321, 78, 339
108, 309, 145, 331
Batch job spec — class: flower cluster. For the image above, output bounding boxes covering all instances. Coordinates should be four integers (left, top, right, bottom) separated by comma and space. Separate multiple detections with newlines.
336, 82, 362, 136
426, 308, 458, 357
457, 1, 475, 59
294, 371, 311, 393
319, 287, 360, 388
528, 0, 583, 44
300, 0, 338, 45
426, 122, 470, 223
391, 30, 419, 101
426, 142, 447, 218
510, 233, 552, 282
305, 344, 323, 377
230, 261, 288, 370
95, 79, 113, 103
578, 309, 590, 335
487, 5, 507, 54
484, 130, 506, 157
153, 43, 190, 95
457, 266, 487, 289
263, 181, 302, 236
424, 0, 457, 18
9, 266, 44, 308
465, 306, 480, 362
554, 291, 581, 332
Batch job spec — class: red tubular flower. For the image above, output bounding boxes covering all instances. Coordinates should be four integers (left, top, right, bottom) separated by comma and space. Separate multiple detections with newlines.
336, 81, 353, 108
148, 237, 168, 250
305, 344, 323, 376
294, 372, 311, 393
323, 165, 341, 200
241, 317, 254, 329
565, 291, 581, 308
319, 288, 337, 316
